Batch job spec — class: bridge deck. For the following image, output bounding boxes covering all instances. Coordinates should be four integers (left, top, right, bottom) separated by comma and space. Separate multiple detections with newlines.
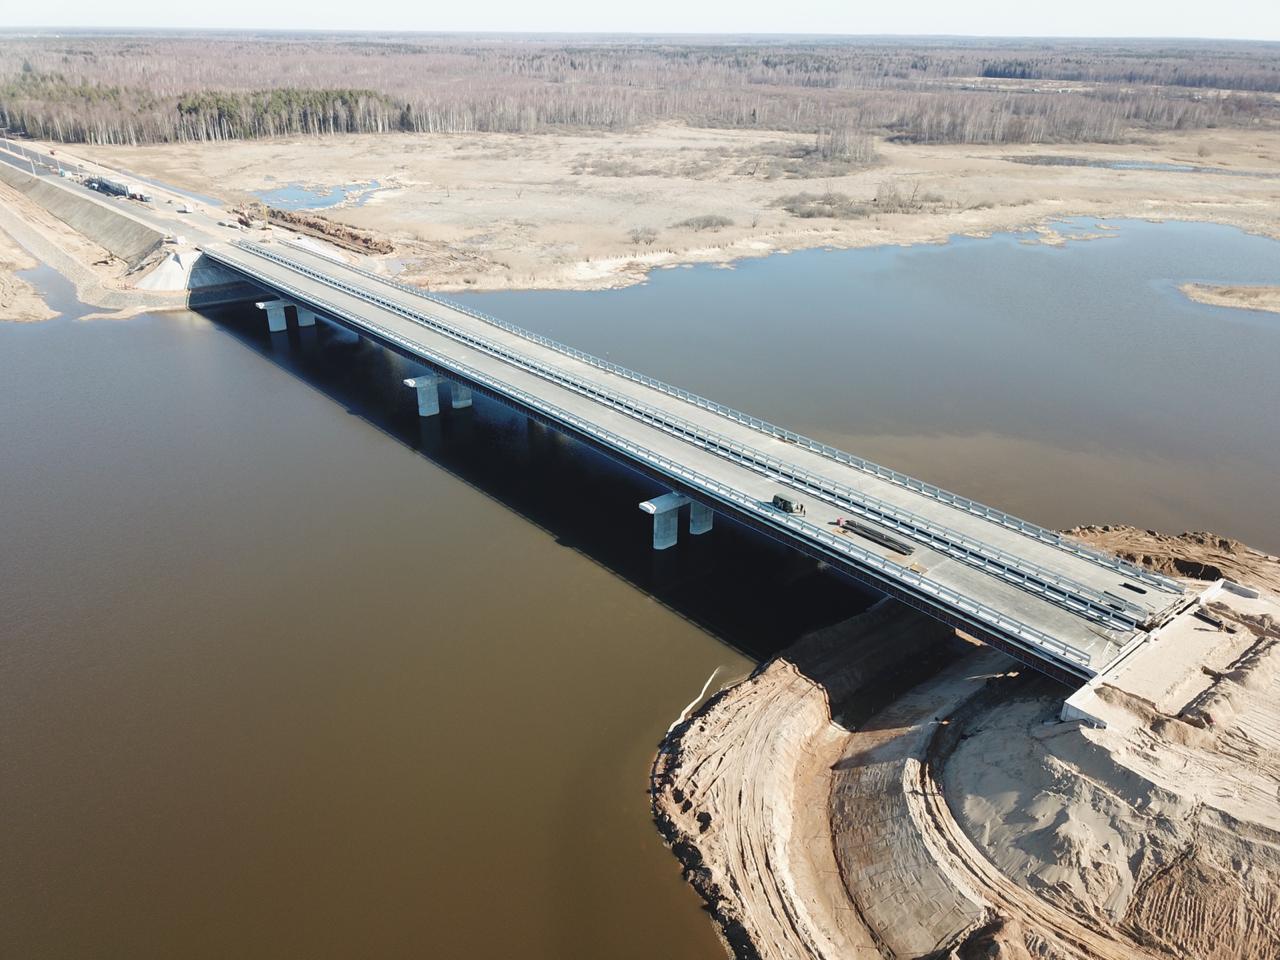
205, 239, 1188, 680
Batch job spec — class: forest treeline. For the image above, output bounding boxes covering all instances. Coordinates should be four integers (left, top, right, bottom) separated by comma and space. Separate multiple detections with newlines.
0, 34, 1277, 146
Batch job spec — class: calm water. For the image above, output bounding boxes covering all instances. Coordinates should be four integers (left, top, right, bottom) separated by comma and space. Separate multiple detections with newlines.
254, 180, 382, 210
2, 219, 1278, 958
1009, 156, 1279, 178
463, 219, 1280, 553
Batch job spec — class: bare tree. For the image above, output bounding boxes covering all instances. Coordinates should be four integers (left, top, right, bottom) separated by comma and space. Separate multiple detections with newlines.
1, 35, 1275, 147
628, 226, 658, 249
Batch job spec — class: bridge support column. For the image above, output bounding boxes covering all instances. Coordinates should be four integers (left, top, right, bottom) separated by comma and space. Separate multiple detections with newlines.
639, 492, 690, 551
255, 299, 289, 333
449, 382, 473, 409
296, 306, 318, 328
404, 375, 441, 417
689, 501, 714, 536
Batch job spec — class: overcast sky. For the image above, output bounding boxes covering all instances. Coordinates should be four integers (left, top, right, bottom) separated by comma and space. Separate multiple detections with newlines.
2, 0, 1277, 41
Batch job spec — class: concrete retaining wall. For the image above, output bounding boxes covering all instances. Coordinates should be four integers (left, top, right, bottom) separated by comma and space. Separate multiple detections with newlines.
0, 164, 164, 269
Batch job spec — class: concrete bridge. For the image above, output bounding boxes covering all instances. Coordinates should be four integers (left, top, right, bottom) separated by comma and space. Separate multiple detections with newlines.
203, 239, 1194, 684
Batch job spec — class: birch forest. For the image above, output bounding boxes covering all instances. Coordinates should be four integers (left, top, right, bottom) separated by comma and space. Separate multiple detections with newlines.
1, 33, 1276, 146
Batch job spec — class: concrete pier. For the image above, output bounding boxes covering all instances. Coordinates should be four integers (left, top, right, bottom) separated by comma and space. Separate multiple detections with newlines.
255, 299, 289, 333
296, 306, 318, 328
449, 382, 473, 409
211, 238, 1196, 684
404, 375, 441, 417
690, 501, 714, 536
640, 492, 691, 550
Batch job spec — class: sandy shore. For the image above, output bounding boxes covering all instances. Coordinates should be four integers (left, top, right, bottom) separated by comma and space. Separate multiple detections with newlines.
1180, 283, 1280, 315
72, 125, 1280, 293
0, 223, 56, 322
654, 528, 1280, 960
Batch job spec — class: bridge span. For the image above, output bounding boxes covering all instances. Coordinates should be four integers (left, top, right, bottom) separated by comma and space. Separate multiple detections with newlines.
203, 239, 1191, 684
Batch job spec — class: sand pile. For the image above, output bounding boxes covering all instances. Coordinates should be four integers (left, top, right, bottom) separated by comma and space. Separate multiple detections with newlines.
1065, 525, 1280, 592
943, 624, 1280, 960
944, 694, 1195, 923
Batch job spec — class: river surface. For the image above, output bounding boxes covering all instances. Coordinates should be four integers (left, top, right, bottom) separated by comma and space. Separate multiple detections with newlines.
2, 219, 1278, 959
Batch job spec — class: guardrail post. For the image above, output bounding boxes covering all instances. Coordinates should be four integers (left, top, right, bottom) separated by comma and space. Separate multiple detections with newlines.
403, 375, 441, 417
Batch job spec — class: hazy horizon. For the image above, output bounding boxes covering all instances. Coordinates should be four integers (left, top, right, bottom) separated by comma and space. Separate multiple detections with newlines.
1, 0, 1277, 43
2, 28, 1279, 43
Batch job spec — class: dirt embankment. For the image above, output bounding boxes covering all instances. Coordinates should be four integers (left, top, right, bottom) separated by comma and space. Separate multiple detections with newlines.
0, 162, 164, 269
0, 167, 252, 319
654, 530, 1280, 960
652, 600, 970, 960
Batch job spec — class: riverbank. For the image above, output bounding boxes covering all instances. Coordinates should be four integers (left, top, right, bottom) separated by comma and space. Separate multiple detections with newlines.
71, 125, 1280, 293
654, 527, 1280, 960
0, 224, 56, 322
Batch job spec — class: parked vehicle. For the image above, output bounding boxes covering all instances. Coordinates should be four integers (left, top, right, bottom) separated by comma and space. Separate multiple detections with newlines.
771, 494, 806, 515
87, 176, 130, 198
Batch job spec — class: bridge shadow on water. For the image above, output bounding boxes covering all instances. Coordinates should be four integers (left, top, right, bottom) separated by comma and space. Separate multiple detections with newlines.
201, 302, 881, 663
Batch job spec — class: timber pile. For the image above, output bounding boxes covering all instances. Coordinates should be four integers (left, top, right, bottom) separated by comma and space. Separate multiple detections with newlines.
236, 203, 395, 255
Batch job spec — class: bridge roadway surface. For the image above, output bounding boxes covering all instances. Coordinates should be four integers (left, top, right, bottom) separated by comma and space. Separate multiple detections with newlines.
204, 239, 1190, 683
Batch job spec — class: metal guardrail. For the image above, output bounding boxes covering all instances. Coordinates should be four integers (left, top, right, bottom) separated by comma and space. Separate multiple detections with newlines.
274, 238, 1183, 596
234, 242, 1147, 631
208, 253, 1096, 675
234, 246, 1149, 627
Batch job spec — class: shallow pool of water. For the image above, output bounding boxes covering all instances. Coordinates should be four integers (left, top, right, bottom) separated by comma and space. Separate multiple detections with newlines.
254, 180, 382, 210
1008, 156, 1277, 178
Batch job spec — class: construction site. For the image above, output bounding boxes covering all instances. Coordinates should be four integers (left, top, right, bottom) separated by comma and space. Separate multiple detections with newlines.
655, 527, 1280, 959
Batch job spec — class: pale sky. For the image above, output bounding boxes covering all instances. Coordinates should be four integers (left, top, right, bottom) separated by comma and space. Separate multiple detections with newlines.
2, 0, 1277, 41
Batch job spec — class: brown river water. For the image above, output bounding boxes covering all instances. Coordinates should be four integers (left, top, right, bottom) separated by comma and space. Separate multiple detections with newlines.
2, 219, 1278, 958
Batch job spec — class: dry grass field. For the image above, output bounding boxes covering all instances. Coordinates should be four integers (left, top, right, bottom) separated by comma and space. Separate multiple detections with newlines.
70, 125, 1280, 291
